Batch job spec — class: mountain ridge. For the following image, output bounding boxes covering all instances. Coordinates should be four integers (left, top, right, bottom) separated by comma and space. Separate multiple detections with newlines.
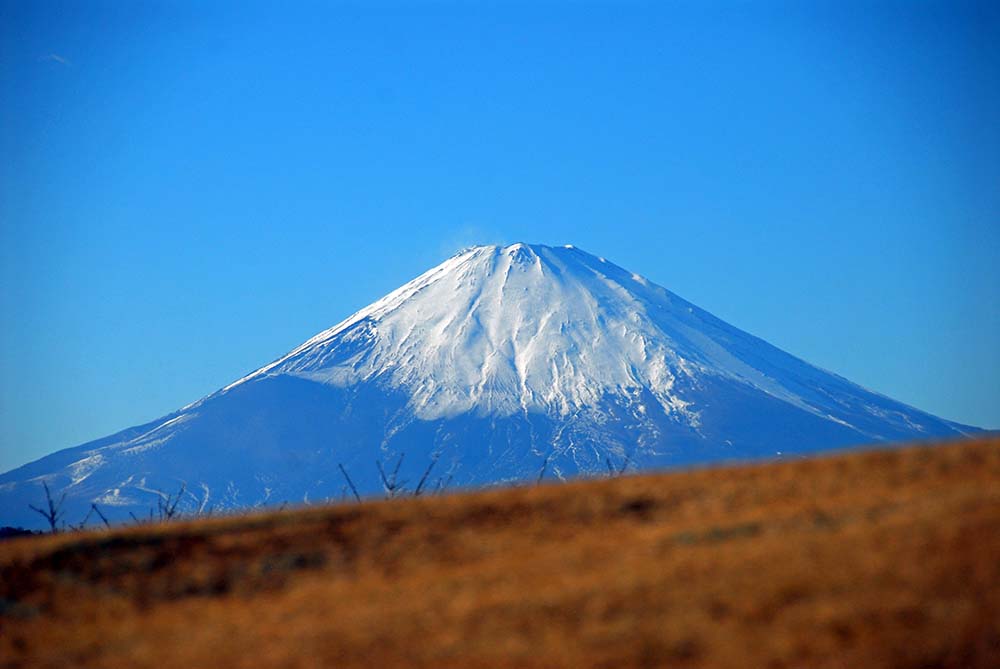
0, 243, 978, 528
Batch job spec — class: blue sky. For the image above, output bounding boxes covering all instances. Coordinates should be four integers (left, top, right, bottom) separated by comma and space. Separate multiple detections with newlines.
1, 1, 998, 471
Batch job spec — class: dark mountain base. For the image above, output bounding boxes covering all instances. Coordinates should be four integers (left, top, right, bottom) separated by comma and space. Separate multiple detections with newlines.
1, 373, 970, 529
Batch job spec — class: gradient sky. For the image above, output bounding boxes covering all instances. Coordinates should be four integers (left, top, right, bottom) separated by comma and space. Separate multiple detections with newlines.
1, 1, 998, 472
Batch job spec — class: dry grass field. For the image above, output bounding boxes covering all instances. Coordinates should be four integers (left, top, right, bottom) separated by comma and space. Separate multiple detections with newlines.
1, 436, 998, 668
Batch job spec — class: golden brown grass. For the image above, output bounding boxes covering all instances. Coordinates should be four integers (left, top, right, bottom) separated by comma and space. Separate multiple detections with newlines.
2, 436, 998, 668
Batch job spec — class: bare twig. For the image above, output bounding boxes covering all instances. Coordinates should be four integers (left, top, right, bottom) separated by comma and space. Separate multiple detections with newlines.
338, 463, 361, 502
618, 451, 631, 475
434, 474, 453, 494
414, 453, 440, 497
156, 483, 186, 521
74, 505, 96, 531
91, 503, 111, 529
28, 481, 66, 533
376, 453, 407, 498
376, 460, 389, 490
607, 452, 632, 477
537, 453, 553, 484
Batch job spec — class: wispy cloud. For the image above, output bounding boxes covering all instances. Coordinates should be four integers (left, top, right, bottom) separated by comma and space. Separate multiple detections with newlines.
439, 224, 508, 257
42, 53, 71, 66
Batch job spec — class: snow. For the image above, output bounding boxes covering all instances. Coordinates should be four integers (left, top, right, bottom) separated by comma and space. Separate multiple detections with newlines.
0, 242, 978, 530
68, 453, 105, 486
222, 243, 833, 425
122, 413, 194, 454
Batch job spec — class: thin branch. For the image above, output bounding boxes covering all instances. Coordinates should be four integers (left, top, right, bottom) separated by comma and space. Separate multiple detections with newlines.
607, 452, 632, 477
435, 474, 453, 494
337, 463, 361, 502
414, 453, 440, 497
28, 481, 65, 533
618, 451, 631, 475
74, 505, 95, 531
155, 483, 186, 521
376, 459, 391, 491
537, 453, 553, 484
91, 503, 111, 529
376, 453, 407, 497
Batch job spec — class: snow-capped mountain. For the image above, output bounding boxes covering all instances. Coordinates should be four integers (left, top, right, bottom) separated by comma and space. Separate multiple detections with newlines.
0, 243, 977, 528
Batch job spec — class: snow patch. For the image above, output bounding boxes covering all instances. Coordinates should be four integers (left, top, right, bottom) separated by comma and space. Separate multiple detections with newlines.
68, 453, 105, 486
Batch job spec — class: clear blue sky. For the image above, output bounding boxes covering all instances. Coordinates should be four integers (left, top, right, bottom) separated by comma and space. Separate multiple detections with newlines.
2, 1, 998, 472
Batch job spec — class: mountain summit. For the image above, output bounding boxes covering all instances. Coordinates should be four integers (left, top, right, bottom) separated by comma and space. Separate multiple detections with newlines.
0, 243, 976, 527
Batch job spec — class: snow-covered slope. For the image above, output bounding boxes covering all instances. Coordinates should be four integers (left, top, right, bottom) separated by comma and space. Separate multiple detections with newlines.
0, 244, 978, 528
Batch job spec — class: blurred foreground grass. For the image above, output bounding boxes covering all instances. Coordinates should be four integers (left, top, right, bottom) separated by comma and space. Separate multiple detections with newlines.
2, 436, 998, 668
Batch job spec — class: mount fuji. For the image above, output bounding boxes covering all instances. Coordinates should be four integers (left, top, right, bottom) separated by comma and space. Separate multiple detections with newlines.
0, 243, 978, 528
